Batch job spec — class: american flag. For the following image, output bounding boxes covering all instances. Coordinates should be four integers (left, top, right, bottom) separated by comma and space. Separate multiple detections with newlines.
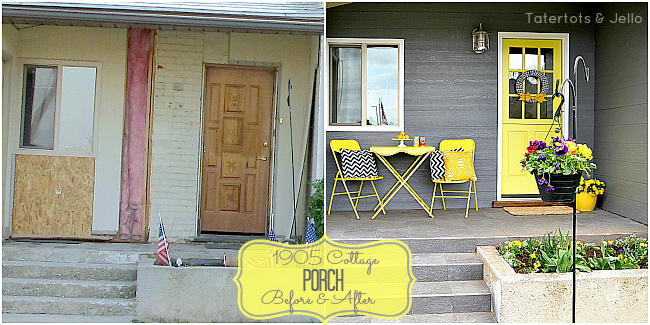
157, 214, 170, 266
380, 101, 388, 125
305, 217, 318, 244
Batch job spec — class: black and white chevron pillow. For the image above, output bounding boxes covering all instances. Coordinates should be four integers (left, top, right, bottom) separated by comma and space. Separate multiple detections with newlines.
340, 149, 378, 178
430, 148, 464, 180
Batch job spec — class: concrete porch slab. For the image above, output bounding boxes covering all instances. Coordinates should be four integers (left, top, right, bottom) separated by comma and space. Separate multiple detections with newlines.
327, 208, 648, 242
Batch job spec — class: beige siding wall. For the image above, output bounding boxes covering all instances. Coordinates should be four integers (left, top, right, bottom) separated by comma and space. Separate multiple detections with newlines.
3, 25, 127, 234
2, 25, 19, 237
149, 31, 319, 240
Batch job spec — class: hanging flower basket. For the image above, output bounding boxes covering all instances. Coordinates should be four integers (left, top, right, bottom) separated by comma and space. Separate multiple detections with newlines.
534, 173, 581, 203
521, 137, 596, 203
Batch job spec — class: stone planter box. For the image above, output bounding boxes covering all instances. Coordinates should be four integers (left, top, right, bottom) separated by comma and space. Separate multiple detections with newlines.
136, 257, 316, 322
477, 246, 648, 323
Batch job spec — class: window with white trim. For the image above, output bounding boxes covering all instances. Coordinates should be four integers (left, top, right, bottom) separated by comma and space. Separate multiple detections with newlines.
327, 38, 404, 131
20, 64, 98, 154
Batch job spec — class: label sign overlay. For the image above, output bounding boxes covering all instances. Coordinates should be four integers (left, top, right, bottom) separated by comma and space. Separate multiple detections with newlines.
234, 235, 415, 323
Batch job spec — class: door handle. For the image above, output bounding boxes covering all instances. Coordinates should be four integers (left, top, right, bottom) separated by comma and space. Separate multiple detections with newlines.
256, 156, 268, 161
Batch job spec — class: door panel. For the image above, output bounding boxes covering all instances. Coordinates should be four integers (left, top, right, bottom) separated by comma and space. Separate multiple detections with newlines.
501, 39, 563, 195
200, 66, 274, 233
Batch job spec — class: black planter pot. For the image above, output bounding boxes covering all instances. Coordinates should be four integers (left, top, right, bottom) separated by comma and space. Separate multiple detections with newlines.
534, 173, 581, 203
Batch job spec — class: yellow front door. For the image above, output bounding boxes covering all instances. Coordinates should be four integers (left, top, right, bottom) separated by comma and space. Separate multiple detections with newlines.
501, 39, 563, 196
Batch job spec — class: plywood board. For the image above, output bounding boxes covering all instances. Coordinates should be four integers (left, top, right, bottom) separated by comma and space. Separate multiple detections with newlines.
10, 234, 111, 242
12, 154, 95, 236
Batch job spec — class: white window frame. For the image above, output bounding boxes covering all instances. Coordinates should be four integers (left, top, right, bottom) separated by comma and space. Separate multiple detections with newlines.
326, 38, 404, 132
13, 59, 102, 158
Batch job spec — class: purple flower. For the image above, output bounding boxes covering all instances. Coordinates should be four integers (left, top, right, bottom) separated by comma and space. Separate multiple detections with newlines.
619, 249, 624, 254
538, 178, 548, 186
552, 136, 562, 144
538, 153, 546, 161
530, 140, 547, 150
553, 163, 561, 170
554, 144, 568, 156
545, 185, 555, 193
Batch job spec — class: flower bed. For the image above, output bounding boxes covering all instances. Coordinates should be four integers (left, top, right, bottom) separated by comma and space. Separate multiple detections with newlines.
478, 246, 648, 323
498, 231, 647, 274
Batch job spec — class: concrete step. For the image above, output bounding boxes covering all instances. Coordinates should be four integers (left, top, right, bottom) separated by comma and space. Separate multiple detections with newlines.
411, 280, 491, 314
330, 311, 496, 323
2, 295, 136, 316
1, 313, 135, 323
412, 253, 483, 281
336, 233, 647, 253
2, 261, 137, 281
2, 244, 140, 264
3, 278, 137, 299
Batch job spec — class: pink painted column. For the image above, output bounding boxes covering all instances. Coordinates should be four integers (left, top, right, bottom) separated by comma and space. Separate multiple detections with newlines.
119, 28, 152, 241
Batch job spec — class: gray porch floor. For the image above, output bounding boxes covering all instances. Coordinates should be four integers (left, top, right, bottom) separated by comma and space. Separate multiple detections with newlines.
326, 207, 648, 241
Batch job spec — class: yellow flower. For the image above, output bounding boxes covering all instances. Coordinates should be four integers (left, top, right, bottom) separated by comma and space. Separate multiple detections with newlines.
530, 253, 537, 259
534, 261, 541, 268
567, 141, 577, 154
577, 144, 593, 159
618, 254, 623, 259
589, 263, 594, 268
577, 241, 583, 246
624, 258, 628, 263
607, 240, 614, 245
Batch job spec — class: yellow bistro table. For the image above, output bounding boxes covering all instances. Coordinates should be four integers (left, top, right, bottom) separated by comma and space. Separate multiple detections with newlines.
369, 146, 436, 219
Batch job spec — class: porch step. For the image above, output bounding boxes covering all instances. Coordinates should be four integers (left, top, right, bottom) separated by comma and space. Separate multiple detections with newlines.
410, 252, 492, 317
412, 280, 491, 314
1, 313, 135, 323
2, 278, 137, 299
330, 312, 496, 323
2, 261, 137, 281
192, 234, 265, 249
412, 253, 483, 281
2, 243, 140, 264
337, 233, 648, 254
2, 296, 136, 316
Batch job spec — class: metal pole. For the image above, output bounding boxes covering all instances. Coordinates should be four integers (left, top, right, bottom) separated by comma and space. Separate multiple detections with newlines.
288, 79, 297, 239
572, 194, 577, 323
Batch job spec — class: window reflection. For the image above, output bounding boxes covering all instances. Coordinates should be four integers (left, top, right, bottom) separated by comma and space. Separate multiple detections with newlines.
366, 46, 398, 126
330, 47, 362, 125
59, 67, 97, 153
21, 66, 57, 150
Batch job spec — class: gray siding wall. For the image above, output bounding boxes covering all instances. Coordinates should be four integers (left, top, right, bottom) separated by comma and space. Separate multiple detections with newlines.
326, 3, 596, 212
593, 3, 648, 224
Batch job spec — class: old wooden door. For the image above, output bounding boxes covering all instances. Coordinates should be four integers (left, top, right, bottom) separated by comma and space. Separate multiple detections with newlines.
200, 66, 274, 234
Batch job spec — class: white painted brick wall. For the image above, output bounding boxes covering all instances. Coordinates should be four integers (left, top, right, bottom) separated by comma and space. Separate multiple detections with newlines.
149, 31, 204, 241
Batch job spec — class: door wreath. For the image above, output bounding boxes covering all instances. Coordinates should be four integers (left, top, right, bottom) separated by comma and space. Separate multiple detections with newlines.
515, 70, 549, 103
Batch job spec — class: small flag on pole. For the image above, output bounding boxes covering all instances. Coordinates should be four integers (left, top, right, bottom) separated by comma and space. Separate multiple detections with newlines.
305, 217, 318, 244
268, 228, 277, 242
157, 214, 170, 266
268, 213, 278, 242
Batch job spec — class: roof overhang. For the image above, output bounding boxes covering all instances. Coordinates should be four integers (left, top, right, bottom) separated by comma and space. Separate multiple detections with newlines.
2, 2, 324, 34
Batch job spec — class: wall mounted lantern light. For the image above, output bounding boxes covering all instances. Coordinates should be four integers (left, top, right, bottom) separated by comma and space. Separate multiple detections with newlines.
472, 23, 489, 53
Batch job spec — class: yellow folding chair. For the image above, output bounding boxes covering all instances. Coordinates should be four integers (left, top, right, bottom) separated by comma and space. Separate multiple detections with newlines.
328, 139, 386, 220
430, 139, 479, 218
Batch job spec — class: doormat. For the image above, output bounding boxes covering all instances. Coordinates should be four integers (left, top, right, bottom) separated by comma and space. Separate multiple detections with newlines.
503, 206, 579, 216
